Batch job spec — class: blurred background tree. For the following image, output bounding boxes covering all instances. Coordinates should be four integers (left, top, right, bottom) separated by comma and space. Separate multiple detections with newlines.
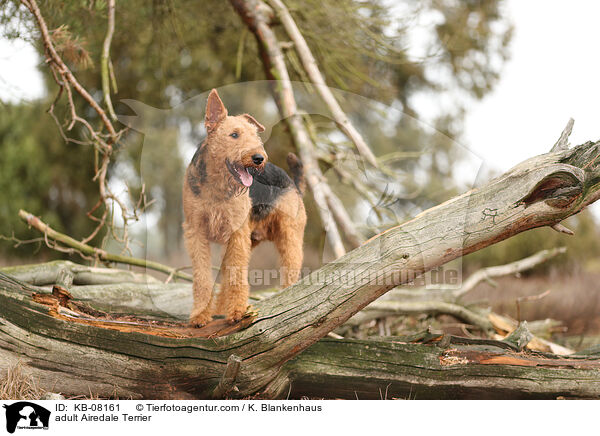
0, 0, 597, 274
0, 102, 99, 259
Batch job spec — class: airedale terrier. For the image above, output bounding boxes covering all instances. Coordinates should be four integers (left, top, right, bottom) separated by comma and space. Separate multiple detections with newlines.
183, 89, 306, 326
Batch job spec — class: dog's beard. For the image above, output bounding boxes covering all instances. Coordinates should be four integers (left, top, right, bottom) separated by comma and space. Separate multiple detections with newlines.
226, 181, 249, 198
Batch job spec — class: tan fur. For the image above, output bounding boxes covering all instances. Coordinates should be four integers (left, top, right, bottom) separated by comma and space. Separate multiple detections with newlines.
183, 89, 306, 326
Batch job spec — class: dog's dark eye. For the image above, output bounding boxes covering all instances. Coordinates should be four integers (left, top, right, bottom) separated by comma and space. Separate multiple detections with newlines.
230, 132, 239, 139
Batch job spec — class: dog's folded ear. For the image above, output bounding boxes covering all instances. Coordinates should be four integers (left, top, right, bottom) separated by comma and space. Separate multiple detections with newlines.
205, 89, 228, 133
242, 114, 265, 132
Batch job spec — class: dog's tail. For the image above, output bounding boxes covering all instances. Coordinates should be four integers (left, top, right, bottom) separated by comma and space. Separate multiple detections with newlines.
287, 152, 306, 195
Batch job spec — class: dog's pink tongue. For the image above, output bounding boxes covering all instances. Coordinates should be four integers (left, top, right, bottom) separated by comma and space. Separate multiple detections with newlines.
238, 168, 253, 187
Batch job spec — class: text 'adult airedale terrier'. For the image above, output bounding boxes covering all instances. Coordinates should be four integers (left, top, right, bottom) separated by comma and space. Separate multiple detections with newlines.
183, 89, 307, 326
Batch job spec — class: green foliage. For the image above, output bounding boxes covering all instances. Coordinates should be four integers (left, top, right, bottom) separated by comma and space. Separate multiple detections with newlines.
434, 0, 513, 99
0, 103, 99, 257
287, 0, 512, 109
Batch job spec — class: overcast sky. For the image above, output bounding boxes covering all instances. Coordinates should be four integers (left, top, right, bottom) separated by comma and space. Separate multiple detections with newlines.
463, 0, 600, 172
0, 35, 42, 101
1, 0, 599, 203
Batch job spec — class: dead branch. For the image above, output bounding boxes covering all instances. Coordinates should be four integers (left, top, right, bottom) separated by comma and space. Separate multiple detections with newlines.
454, 247, 565, 299
21, 0, 117, 146
101, 0, 117, 121
346, 299, 494, 331
488, 312, 574, 356
21, 0, 151, 257
0, 260, 161, 286
18, 209, 193, 282
551, 118, 575, 152
379, 247, 566, 304
286, 337, 593, 399
267, 0, 378, 167
0, 271, 597, 399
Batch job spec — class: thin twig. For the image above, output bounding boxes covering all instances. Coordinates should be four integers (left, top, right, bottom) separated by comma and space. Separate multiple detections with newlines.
516, 289, 551, 323
21, 0, 117, 145
22, 0, 148, 257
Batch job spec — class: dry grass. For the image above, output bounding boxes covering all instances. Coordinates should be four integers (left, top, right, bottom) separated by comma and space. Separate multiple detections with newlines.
466, 270, 600, 336
0, 363, 45, 400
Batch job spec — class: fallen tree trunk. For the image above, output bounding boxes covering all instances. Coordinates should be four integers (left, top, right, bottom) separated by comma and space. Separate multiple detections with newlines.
2, 272, 599, 400
3, 134, 600, 398
287, 338, 600, 400
3, 258, 571, 354
1, 260, 162, 286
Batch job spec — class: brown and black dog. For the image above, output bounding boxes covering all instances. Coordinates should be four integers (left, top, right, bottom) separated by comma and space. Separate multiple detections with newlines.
183, 89, 306, 326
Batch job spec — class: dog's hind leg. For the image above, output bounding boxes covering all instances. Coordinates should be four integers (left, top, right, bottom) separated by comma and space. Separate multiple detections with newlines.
218, 220, 252, 323
184, 221, 214, 326
274, 215, 305, 288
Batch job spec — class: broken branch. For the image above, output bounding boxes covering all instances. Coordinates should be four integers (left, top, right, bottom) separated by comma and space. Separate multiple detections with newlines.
18, 209, 193, 282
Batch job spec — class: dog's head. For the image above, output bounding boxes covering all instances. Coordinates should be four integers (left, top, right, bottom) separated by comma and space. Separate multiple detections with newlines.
204, 89, 268, 188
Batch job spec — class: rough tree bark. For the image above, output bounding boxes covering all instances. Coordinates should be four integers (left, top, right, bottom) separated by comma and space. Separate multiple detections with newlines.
342, 247, 567, 328
2, 137, 600, 399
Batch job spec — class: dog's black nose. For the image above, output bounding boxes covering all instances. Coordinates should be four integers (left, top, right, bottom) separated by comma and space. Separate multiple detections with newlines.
252, 154, 264, 165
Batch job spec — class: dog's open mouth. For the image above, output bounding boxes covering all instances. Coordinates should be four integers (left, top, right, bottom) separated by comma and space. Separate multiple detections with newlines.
226, 159, 257, 187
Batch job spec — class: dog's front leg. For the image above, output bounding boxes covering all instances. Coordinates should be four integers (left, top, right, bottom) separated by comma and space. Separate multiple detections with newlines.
219, 220, 252, 323
184, 222, 214, 327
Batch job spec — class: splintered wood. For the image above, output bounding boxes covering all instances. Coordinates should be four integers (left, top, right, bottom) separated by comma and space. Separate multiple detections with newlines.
31, 286, 255, 339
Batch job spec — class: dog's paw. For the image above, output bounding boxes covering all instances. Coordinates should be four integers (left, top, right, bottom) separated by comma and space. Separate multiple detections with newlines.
189, 312, 213, 328
225, 306, 257, 325
225, 309, 245, 325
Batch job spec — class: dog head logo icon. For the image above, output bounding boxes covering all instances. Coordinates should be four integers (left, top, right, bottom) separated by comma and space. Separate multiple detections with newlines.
3, 402, 51, 434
